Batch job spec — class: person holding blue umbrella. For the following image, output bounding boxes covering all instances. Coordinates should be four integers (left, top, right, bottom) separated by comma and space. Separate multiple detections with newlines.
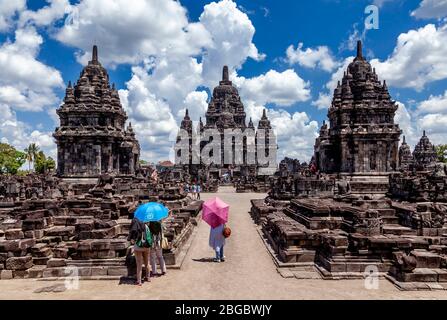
128, 202, 169, 286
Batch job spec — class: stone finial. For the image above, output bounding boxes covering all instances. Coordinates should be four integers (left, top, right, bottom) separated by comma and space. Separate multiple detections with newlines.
68, 81, 72, 88
186, 108, 189, 117
383, 80, 388, 90
262, 109, 267, 119
92, 45, 98, 63
222, 65, 229, 82
423, 130, 426, 137
356, 40, 363, 59
403, 135, 406, 144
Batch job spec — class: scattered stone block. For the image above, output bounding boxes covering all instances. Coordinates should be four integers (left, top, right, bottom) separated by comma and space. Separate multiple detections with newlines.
47, 258, 67, 268
5, 229, 24, 240
0, 270, 13, 280
6, 256, 33, 271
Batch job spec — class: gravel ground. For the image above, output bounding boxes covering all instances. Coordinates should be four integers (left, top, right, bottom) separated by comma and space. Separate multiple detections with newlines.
1, 187, 446, 300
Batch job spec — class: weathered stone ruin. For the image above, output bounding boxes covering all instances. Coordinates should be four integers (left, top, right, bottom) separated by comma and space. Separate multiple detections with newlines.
0, 174, 201, 280
0, 47, 202, 280
251, 41, 447, 290
175, 66, 278, 190
54, 46, 140, 178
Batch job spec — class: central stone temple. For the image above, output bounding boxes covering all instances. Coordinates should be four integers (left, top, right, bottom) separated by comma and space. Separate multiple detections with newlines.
314, 41, 401, 174
175, 66, 277, 181
54, 46, 140, 178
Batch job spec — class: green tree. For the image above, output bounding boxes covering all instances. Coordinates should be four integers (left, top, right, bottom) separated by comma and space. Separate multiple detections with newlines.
24, 143, 40, 172
0, 143, 26, 174
34, 151, 56, 174
436, 145, 447, 163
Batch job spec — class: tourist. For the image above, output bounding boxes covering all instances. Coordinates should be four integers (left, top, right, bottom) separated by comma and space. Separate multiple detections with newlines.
184, 183, 190, 197
128, 218, 152, 286
196, 183, 201, 200
191, 183, 197, 199
209, 224, 225, 263
149, 221, 167, 277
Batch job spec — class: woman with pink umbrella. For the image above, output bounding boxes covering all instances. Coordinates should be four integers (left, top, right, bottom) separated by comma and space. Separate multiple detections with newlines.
203, 197, 230, 263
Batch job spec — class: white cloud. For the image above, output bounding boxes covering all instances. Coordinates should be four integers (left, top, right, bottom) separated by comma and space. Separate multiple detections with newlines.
416, 90, 447, 114
0, 0, 26, 32
119, 73, 178, 162
269, 109, 319, 161
0, 104, 56, 158
19, 0, 71, 28
371, 24, 447, 90
411, 0, 447, 20
414, 90, 447, 145
199, 0, 265, 87
0, 27, 64, 112
312, 57, 353, 110
395, 101, 418, 146
179, 91, 209, 121
286, 43, 338, 72
312, 93, 332, 110
108, 0, 267, 162
234, 69, 311, 107
55, 0, 210, 67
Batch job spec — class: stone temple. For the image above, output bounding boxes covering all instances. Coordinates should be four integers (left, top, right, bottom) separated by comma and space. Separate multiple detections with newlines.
251, 41, 447, 291
0, 46, 202, 281
314, 41, 401, 174
54, 46, 140, 178
175, 66, 278, 184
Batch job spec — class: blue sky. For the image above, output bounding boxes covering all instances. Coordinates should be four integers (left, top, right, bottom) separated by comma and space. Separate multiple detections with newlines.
1, 0, 447, 163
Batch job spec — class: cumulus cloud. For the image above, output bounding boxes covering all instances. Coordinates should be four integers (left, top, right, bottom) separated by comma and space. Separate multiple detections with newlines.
2, 0, 317, 163
395, 101, 418, 146
235, 69, 311, 107
178, 91, 209, 121
199, 0, 265, 87
0, 104, 56, 158
312, 57, 353, 109
0, 27, 64, 112
19, 0, 71, 28
411, 0, 447, 20
312, 93, 332, 110
55, 0, 210, 67
414, 90, 447, 145
286, 43, 338, 72
0, 0, 26, 32
112, 0, 267, 161
119, 73, 178, 162
371, 24, 447, 90
416, 90, 447, 114
268, 109, 319, 161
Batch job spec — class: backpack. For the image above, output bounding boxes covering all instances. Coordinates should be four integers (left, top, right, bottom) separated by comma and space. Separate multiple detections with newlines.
136, 225, 153, 248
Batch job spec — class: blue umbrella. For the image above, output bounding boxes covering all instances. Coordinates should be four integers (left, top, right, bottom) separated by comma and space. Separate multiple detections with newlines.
134, 202, 169, 222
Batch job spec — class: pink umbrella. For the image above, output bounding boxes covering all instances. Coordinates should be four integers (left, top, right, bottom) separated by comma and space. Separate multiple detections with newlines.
202, 197, 229, 228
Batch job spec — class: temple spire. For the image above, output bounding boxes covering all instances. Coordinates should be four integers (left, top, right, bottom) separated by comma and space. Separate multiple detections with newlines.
92, 45, 98, 63
403, 136, 406, 144
356, 40, 363, 59
222, 65, 229, 82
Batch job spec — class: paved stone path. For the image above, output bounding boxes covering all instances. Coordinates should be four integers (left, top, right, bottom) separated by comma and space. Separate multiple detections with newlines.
1, 187, 446, 299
